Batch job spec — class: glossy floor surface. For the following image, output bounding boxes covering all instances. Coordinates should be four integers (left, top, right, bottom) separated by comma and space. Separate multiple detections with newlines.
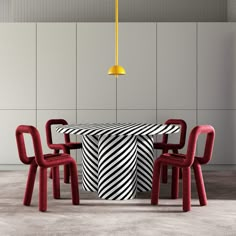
0, 170, 236, 236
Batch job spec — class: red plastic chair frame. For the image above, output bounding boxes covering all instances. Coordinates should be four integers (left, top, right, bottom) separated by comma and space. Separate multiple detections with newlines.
151, 125, 215, 212
16, 125, 80, 212
154, 119, 187, 183
45, 119, 82, 183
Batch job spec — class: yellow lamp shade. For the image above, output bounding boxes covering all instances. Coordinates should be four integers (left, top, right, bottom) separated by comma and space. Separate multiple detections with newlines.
108, 65, 126, 76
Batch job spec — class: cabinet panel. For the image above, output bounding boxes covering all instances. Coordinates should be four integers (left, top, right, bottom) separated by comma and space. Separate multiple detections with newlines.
117, 110, 156, 123
77, 23, 116, 109
157, 23, 196, 109
0, 23, 36, 109
0, 110, 36, 164
198, 23, 236, 109
37, 110, 77, 160
198, 110, 236, 164
157, 109, 196, 154
37, 23, 76, 109
77, 109, 116, 124
117, 23, 156, 109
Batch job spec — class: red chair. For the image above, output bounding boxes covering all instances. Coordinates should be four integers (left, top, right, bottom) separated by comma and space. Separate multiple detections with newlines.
16, 125, 79, 212
45, 119, 82, 183
154, 119, 187, 183
151, 125, 215, 212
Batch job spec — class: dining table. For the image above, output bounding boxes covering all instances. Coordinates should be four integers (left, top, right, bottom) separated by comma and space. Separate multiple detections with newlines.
56, 122, 180, 200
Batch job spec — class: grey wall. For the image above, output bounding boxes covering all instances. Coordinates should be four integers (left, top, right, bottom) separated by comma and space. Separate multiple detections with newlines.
0, 0, 227, 22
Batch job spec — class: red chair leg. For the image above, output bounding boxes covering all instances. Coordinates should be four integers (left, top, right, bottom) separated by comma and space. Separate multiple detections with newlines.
171, 166, 179, 199
161, 164, 168, 183
52, 166, 60, 199
193, 161, 207, 206
24, 162, 38, 206
70, 161, 80, 205
151, 161, 161, 205
182, 167, 191, 212
64, 164, 70, 184
39, 167, 48, 212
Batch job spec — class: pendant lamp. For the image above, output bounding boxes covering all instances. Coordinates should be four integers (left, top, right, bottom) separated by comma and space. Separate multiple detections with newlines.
108, 0, 126, 78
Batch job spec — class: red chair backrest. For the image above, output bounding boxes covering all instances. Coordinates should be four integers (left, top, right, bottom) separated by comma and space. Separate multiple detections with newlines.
184, 125, 215, 167
16, 125, 46, 167
161, 119, 187, 149
45, 119, 70, 147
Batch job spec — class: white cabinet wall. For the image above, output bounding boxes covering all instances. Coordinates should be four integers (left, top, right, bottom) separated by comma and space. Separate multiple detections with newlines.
37, 23, 77, 110
77, 23, 116, 110
156, 23, 197, 157
36, 23, 78, 162
0, 22, 235, 167
156, 110, 197, 155
0, 23, 36, 109
37, 110, 78, 161
0, 110, 36, 165
0, 24, 36, 165
157, 23, 197, 110
117, 23, 156, 110
198, 110, 236, 164
198, 23, 236, 164
198, 23, 236, 110
117, 23, 157, 133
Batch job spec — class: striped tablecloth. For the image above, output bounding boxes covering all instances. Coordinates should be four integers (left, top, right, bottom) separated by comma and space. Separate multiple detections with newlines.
56, 123, 180, 200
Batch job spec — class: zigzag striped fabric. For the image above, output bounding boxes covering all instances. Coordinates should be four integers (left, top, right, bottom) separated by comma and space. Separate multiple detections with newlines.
56, 123, 180, 200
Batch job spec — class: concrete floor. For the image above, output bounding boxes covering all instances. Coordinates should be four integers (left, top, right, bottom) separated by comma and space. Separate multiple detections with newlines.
0, 170, 236, 236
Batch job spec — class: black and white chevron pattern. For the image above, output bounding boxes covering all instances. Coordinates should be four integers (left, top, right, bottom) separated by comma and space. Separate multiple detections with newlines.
136, 135, 154, 192
56, 123, 180, 136
81, 135, 99, 192
97, 135, 137, 200
56, 123, 180, 200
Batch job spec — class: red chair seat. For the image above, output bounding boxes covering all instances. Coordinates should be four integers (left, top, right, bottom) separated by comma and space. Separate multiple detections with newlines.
160, 153, 186, 164
44, 153, 72, 165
